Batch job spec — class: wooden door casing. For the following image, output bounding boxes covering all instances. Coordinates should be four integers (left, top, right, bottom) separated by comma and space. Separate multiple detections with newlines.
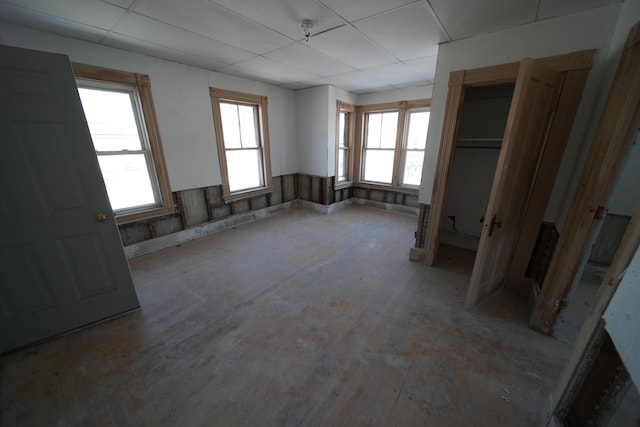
531, 22, 640, 334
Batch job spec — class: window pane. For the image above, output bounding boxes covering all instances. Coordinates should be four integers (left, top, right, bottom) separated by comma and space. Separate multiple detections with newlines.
337, 149, 347, 181
238, 105, 259, 148
226, 149, 263, 192
78, 88, 142, 151
338, 112, 346, 148
402, 151, 424, 186
406, 111, 430, 149
380, 112, 399, 149
363, 149, 394, 184
97, 154, 156, 210
366, 113, 382, 148
220, 103, 241, 149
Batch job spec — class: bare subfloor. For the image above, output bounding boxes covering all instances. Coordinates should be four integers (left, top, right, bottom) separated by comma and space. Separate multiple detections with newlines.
1, 206, 570, 426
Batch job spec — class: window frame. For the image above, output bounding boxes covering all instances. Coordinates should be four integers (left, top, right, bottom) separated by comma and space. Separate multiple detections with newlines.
335, 100, 356, 189
210, 88, 273, 202
399, 106, 431, 187
355, 99, 430, 193
72, 63, 175, 225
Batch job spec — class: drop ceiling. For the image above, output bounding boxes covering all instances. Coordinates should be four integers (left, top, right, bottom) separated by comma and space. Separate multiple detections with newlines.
0, 0, 624, 93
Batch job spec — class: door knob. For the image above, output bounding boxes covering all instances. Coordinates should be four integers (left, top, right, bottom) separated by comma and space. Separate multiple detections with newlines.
96, 212, 108, 222
488, 214, 502, 237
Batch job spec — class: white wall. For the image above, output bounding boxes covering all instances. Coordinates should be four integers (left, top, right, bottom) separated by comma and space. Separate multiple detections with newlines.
0, 22, 298, 192
418, 5, 623, 232
296, 85, 358, 177
295, 85, 330, 177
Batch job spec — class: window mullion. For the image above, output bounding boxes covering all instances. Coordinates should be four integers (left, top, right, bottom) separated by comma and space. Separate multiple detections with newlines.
235, 104, 243, 149
391, 103, 407, 187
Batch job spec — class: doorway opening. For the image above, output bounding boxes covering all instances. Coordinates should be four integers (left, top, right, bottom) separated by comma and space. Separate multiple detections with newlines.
440, 84, 514, 253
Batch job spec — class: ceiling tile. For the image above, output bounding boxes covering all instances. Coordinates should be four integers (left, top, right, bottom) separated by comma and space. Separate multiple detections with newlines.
361, 62, 426, 87
4, 0, 126, 30
296, 77, 336, 88
354, 3, 444, 61
226, 56, 320, 83
99, 0, 136, 8
318, 0, 419, 22
323, 70, 387, 93
264, 42, 355, 76
112, 13, 255, 66
132, 0, 291, 54
104, 33, 231, 71
0, 3, 110, 43
430, 0, 537, 40
307, 25, 396, 70
208, 0, 344, 41
404, 55, 438, 81
537, 0, 623, 20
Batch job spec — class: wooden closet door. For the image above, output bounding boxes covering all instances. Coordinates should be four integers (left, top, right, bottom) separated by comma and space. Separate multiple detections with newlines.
465, 58, 561, 308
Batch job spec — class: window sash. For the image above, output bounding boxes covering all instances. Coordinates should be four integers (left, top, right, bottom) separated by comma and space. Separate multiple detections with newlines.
77, 80, 162, 215
73, 63, 175, 224
400, 108, 430, 187
210, 88, 272, 202
356, 100, 430, 190
336, 102, 355, 186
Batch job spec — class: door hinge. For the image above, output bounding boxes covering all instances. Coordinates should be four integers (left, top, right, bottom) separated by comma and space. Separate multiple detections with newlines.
553, 298, 568, 313
590, 206, 607, 220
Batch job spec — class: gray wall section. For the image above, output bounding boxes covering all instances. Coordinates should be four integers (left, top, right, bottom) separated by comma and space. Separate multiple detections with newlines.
588, 214, 631, 266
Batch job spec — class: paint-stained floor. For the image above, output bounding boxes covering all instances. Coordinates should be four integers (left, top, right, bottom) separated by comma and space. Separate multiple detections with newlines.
0, 206, 570, 426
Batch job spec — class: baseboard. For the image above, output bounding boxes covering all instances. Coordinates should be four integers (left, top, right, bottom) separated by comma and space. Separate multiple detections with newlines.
124, 200, 299, 259
409, 247, 425, 262
439, 229, 480, 251
351, 198, 420, 216
125, 197, 419, 259
299, 198, 352, 214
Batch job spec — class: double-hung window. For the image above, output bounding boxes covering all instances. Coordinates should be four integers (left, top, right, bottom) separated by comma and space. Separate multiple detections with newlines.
358, 100, 430, 189
210, 88, 272, 202
74, 63, 174, 224
401, 107, 430, 186
336, 101, 355, 186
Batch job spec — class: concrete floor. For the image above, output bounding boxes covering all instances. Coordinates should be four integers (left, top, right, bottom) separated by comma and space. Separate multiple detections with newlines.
1, 206, 570, 426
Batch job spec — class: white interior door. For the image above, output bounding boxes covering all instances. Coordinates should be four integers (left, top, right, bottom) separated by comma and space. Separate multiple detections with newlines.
0, 45, 140, 353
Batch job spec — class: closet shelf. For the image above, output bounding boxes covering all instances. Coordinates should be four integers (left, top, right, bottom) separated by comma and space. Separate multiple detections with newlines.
457, 137, 502, 142
456, 137, 502, 149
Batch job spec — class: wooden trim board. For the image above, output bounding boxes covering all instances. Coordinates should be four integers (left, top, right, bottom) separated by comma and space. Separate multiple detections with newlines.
530, 26, 640, 334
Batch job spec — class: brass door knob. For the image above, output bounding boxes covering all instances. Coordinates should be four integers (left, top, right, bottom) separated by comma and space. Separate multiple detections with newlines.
96, 212, 108, 222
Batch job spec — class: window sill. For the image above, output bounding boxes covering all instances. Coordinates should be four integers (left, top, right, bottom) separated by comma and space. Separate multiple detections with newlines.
116, 205, 177, 225
223, 186, 272, 203
353, 181, 419, 195
334, 180, 353, 190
